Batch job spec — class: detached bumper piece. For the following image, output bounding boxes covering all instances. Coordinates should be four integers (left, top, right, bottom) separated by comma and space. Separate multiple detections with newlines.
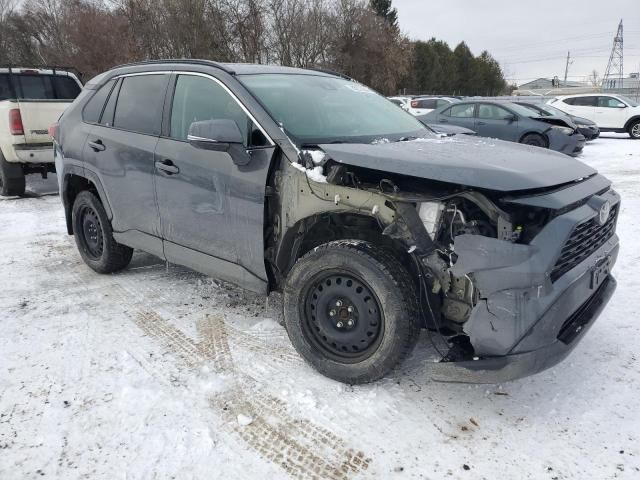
430, 276, 617, 384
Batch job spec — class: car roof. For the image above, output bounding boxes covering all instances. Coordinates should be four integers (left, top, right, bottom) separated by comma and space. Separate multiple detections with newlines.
553, 93, 615, 99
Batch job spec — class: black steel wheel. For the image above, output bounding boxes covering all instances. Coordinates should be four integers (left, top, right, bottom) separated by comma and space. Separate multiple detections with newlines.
520, 133, 548, 148
303, 272, 383, 363
78, 205, 104, 260
72, 190, 133, 273
284, 240, 420, 384
0, 153, 26, 197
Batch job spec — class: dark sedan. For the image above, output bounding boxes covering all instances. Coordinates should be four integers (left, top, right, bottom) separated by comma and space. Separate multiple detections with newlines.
419, 100, 586, 156
515, 101, 600, 141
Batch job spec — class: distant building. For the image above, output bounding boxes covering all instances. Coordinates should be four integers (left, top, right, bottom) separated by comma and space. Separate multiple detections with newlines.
518, 78, 587, 90
602, 73, 640, 94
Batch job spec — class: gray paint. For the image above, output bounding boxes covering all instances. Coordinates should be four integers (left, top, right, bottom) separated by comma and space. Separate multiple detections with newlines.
419, 101, 586, 156
319, 136, 595, 192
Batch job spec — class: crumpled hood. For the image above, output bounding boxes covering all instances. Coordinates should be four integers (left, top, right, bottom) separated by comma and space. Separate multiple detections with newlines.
319, 136, 596, 192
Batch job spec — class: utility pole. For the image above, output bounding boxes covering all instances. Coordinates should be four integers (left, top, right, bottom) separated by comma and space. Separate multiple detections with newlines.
564, 51, 571, 86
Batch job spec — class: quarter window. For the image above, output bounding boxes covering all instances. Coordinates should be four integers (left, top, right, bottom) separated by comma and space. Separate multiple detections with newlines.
170, 75, 251, 144
446, 104, 475, 118
113, 74, 169, 136
83, 79, 116, 124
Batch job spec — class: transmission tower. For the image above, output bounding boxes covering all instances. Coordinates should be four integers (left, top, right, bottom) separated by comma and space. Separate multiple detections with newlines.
602, 19, 623, 89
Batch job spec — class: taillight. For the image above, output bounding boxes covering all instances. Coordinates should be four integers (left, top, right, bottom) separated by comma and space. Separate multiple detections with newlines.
9, 109, 24, 135
49, 122, 59, 142
410, 100, 418, 108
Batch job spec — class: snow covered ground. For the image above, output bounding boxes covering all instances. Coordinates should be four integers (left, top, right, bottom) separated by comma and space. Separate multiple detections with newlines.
1, 134, 639, 480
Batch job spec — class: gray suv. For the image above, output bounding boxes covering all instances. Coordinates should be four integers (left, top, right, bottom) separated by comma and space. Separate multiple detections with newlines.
53, 60, 619, 384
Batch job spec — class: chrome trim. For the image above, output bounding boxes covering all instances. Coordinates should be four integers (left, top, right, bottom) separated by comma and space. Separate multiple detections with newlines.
114, 70, 275, 146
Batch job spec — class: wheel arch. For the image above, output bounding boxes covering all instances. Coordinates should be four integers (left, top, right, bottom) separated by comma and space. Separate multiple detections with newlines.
518, 130, 549, 146
271, 211, 415, 291
623, 115, 640, 131
63, 172, 112, 235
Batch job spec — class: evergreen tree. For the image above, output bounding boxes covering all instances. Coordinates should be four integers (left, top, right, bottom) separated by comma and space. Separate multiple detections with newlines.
370, 0, 398, 29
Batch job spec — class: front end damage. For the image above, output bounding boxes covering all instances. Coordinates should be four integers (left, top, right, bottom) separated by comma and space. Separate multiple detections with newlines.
271, 146, 619, 383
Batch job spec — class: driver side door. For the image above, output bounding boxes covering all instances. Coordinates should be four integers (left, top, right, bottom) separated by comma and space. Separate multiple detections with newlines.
475, 103, 520, 141
594, 96, 628, 129
154, 73, 275, 293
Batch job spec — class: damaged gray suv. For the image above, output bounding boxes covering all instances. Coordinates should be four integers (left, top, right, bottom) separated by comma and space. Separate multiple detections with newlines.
53, 60, 619, 384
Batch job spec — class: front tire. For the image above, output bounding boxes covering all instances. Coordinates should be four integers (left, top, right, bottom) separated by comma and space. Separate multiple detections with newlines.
283, 240, 420, 384
0, 153, 26, 196
72, 191, 133, 273
520, 133, 548, 148
629, 120, 640, 139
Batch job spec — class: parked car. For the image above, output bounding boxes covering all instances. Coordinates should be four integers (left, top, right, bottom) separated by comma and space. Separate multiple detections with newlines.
515, 101, 600, 141
0, 66, 82, 196
547, 93, 640, 139
54, 60, 618, 384
407, 96, 458, 116
420, 100, 586, 156
387, 96, 411, 111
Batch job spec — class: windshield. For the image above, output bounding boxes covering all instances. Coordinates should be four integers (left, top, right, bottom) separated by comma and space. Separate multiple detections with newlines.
239, 74, 428, 144
520, 103, 568, 117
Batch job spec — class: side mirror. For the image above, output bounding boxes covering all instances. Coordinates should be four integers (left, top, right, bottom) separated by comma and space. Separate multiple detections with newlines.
187, 119, 244, 151
504, 114, 517, 123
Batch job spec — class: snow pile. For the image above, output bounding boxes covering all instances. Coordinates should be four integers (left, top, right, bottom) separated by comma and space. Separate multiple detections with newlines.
290, 161, 327, 183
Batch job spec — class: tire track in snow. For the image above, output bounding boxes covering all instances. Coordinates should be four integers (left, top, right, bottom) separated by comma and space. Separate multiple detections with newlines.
113, 285, 372, 479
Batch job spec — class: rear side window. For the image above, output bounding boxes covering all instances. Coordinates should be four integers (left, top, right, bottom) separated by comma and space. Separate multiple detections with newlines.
170, 74, 250, 143
114, 74, 169, 136
564, 96, 596, 107
446, 104, 475, 118
478, 104, 511, 120
83, 79, 116, 124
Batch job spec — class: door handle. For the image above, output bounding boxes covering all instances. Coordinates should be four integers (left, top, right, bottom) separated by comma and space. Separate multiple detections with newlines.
88, 140, 105, 152
440, 119, 449, 123
477, 121, 486, 125
155, 159, 180, 175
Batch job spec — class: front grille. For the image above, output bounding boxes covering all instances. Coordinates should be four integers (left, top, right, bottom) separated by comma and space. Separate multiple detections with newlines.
550, 203, 618, 282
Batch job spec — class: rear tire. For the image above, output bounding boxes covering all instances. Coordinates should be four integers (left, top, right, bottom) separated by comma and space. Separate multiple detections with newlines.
283, 240, 420, 384
0, 153, 26, 196
520, 133, 548, 148
72, 191, 133, 273
629, 120, 640, 139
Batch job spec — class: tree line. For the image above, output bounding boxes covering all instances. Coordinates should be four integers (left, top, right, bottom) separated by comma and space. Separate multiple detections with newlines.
0, 0, 507, 96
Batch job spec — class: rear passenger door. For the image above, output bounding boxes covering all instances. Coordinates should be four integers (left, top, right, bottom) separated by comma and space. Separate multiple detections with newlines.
438, 103, 476, 130
82, 73, 170, 257
475, 103, 519, 141
154, 73, 274, 293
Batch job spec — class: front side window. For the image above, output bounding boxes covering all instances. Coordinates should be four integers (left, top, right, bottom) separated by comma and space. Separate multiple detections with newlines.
436, 99, 450, 108
597, 96, 626, 108
113, 74, 169, 136
239, 74, 427, 145
170, 75, 251, 144
478, 104, 511, 120
447, 104, 475, 118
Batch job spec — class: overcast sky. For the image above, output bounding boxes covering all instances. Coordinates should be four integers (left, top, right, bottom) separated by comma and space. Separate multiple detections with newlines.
394, 0, 640, 86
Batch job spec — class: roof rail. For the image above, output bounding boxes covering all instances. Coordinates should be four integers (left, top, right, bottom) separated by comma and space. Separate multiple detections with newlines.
113, 59, 236, 75
307, 67, 353, 81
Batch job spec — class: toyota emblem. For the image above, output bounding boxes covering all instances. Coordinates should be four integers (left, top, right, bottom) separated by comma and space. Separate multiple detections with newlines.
598, 201, 611, 226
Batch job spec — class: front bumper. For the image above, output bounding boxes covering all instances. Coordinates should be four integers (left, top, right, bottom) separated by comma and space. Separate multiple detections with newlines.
578, 125, 600, 140
548, 130, 586, 156
431, 189, 620, 383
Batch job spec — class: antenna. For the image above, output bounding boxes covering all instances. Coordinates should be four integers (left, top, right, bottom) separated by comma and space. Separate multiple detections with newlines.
602, 19, 623, 89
